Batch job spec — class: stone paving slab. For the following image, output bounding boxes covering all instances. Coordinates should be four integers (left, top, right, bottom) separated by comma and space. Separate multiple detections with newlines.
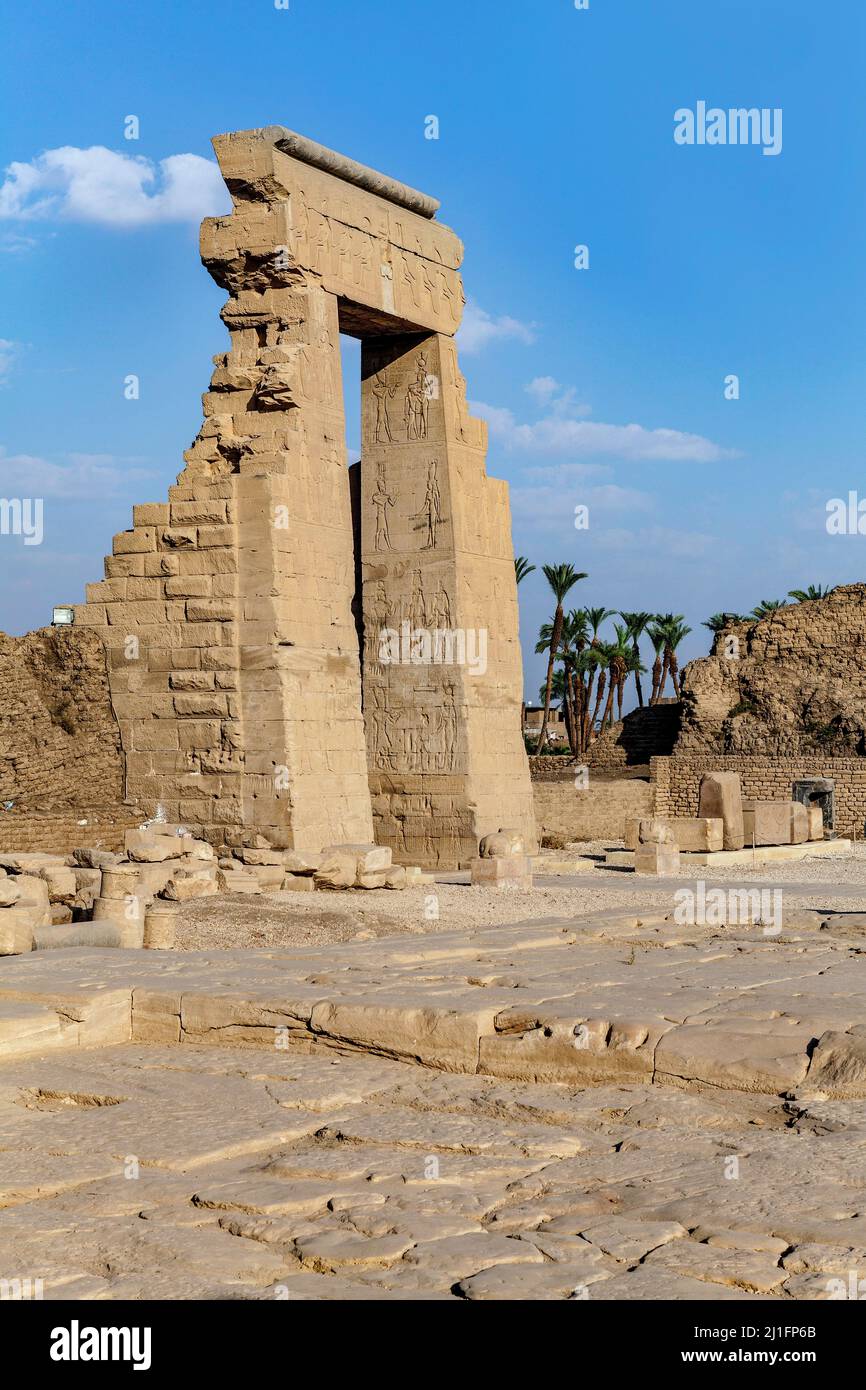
0, 1042, 863, 1300
2, 912, 866, 1094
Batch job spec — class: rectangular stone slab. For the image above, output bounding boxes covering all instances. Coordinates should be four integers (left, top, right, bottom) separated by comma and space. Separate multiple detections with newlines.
698, 772, 745, 851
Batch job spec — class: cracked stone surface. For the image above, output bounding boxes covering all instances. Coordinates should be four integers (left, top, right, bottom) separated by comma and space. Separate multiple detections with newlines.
2, 908, 866, 1298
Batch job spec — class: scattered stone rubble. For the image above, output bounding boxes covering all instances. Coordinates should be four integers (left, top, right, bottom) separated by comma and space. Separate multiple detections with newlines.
0, 821, 434, 958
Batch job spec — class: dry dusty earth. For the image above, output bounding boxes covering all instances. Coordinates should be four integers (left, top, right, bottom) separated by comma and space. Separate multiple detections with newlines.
2, 893, 866, 1300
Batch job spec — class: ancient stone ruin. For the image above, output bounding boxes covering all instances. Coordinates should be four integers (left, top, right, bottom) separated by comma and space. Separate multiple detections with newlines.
74, 127, 536, 867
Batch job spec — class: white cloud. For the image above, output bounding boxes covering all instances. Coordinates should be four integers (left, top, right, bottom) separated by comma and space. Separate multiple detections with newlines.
457, 300, 537, 354
524, 377, 591, 418
0, 449, 157, 497
473, 397, 735, 463
0, 146, 230, 227
525, 375, 559, 404
0, 340, 20, 382
509, 479, 655, 531
0, 230, 40, 253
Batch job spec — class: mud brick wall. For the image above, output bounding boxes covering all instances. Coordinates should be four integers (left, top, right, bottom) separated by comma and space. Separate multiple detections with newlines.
651, 755, 866, 836
533, 777, 652, 845
0, 627, 125, 810
529, 755, 580, 781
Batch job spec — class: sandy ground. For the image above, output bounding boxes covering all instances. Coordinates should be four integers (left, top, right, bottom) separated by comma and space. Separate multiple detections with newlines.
171, 840, 866, 951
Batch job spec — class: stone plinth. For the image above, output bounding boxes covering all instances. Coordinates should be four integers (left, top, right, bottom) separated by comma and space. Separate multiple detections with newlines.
469, 856, 533, 889
634, 843, 680, 876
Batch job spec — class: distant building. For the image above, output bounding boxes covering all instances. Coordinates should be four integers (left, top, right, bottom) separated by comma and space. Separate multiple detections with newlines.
523, 704, 567, 743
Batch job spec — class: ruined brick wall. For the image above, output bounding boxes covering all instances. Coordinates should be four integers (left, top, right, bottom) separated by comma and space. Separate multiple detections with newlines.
651, 755, 866, 836
677, 584, 866, 757
534, 778, 652, 844
0, 627, 125, 809
586, 702, 681, 770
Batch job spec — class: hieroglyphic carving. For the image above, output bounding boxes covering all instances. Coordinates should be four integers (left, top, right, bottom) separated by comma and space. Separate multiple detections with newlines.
366, 680, 459, 775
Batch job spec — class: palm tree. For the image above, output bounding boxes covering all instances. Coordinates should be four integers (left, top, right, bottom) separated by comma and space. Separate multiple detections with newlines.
788, 584, 832, 602
647, 623, 667, 703
534, 564, 587, 752
514, 556, 536, 586
751, 599, 787, 619
619, 610, 654, 707
572, 647, 598, 756
703, 612, 748, 632
588, 642, 613, 739
623, 645, 647, 718
581, 606, 614, 747
653, 614, 683, 701
559, 609, 590, 756
657, 615, 691, 699
514, 556, 536, 735
600, 626, 632, 729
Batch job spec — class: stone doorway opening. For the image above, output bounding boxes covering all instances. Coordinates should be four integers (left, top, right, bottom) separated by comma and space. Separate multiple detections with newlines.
792, 778, 835, 832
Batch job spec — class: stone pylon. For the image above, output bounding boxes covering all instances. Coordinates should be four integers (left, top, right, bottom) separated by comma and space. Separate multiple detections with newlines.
77, 126, 535, 861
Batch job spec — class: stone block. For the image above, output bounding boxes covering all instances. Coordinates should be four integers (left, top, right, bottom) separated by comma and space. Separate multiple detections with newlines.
216, 869, 262, 895
245, 864, 285, 891
357, 872, 389, 889
624, 818, 642, 852
0, 903, 40, 954
161, 871, 219, 903
661, 818, 724, 852
469, 856, 533, 889
38, 865, 78, 904
634, 843, 680, 876
789, 801, 809, 845
125, 829, 186, 862
282, 875, 317, 893
0, 878, 21, 908
637, 818, 675, 845
807, 805, 824, 841
330, 843, 393, 877
698, 772, 745, 850
742, 801, 808, 847
236, 847, 286, 867
314, 850, 357, 890
284, 850, 322, 875
72, 848, 120, 870
14, 875, 51, 924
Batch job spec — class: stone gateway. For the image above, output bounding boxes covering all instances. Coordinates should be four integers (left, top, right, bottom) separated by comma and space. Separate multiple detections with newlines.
76, 127, 536, 866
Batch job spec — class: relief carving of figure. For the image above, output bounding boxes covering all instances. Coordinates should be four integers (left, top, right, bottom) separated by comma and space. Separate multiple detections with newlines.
372, 370, 398, 443
371, 462, 396, 551
404, 352, 431, 440
412, 457, 441, 549
432, 580, 452, 630
437, 687, 458, 771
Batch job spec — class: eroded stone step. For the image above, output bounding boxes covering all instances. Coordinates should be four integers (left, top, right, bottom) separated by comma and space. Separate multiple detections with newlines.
0, 1000, 64, 1058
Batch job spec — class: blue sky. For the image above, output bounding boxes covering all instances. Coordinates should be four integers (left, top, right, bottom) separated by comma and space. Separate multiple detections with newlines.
1, 0, 865, 703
